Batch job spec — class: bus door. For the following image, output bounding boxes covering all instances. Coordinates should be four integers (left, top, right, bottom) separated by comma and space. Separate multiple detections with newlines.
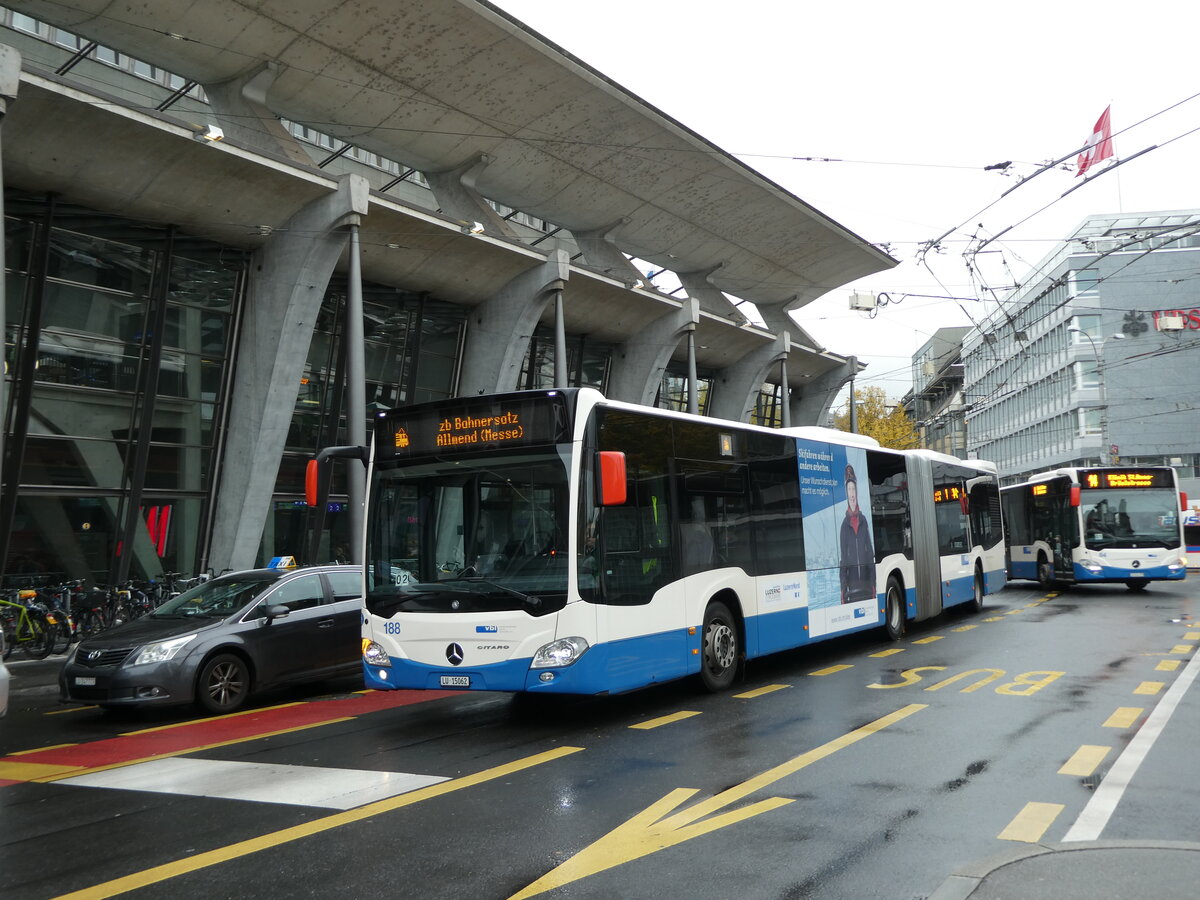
593, 463, 683, 690
1031, 483, 1076, 579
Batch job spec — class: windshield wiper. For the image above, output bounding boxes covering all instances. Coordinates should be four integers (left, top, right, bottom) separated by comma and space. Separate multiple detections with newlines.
437, 577, 542, 609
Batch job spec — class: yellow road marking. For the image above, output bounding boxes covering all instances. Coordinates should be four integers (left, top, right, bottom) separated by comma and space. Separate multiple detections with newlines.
869, 648, 904, 658
120, 702, 307, 735
998, 802, 1064, 842
982, 616, 1004, 622
912, 636, 943, 644
809, 664, 853, 676
1156, 659, 1182, 672
1004, 609, 1023, 615
0, 760, 86, 781
44, 706, 97, 715
1169, 644, 1194, 655
1058, 745, 1111, 777
952, 625, 977, 632
8, 743, 78, 756
733, 684, 790, 699
52, 746, 584, 900
32, 719, 358, 783
1134, 682, 1164, 696
629, 711, 701, 730
1103, 707, 1143, 728
1185, 632, 1200, 641
508, 705, 927, 899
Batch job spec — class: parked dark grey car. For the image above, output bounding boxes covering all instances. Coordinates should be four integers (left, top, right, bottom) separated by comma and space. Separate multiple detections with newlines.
59, 565, 362, 714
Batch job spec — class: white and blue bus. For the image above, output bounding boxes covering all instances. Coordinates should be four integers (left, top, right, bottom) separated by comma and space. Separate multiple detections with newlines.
323, 389, 1005, 695
1000, 466, 1188, 590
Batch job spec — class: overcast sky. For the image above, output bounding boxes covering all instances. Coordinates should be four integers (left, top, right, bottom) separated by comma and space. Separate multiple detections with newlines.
492, 0, 1200, 402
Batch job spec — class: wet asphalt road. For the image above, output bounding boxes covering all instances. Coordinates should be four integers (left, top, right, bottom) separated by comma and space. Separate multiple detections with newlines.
2, 579, 1198, 900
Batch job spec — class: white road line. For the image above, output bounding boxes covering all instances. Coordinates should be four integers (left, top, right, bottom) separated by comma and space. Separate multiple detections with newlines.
1062, 647, 1200, 842
58, 757, 449, 810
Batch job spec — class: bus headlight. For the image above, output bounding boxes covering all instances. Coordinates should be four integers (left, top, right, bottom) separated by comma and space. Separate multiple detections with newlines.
531, 636, 589, 669
1168, 558, 1186, 571
362, 639, 391, 667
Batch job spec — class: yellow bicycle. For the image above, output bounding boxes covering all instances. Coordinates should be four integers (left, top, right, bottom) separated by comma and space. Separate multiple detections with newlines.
1, 589, 52, 660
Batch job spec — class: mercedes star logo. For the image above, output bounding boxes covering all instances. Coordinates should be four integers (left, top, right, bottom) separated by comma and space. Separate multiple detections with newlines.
446, 643, 464, 666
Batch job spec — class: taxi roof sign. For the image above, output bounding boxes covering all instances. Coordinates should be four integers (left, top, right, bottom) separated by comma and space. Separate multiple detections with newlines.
268, 556, 298, 569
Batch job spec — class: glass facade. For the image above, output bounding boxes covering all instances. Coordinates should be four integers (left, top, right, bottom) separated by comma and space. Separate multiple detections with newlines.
3, 194, 244, 585
2, 196, 470, 585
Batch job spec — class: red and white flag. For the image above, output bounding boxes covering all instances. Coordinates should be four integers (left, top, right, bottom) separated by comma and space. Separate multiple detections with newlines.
1076, 106, 1114, 177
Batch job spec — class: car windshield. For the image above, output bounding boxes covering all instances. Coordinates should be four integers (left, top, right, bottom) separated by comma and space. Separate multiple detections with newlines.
151, 575, 279, 618
365, 452, 570, 617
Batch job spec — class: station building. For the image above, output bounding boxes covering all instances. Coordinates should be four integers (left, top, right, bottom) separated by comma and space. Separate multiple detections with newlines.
0, 2, 895, 584
962, 210, 1200, 497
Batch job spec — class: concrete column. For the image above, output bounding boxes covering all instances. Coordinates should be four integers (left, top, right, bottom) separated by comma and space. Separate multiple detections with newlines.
0, 44, 20, 490
709, 333, 790, 423
567, 219, 646, 286
424, 152, 519, 238
676, 264, 749, 324
457, 249, 570, 396
607, 299, 699, 406
207, 175, 370, 573
200, 62, 313, 166
791, 358, 857, 427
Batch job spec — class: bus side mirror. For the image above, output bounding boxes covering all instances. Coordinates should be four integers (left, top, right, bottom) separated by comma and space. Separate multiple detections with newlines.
597, 451, 627, 506
305, 459, 320, 507
1069, 485, 1081, 507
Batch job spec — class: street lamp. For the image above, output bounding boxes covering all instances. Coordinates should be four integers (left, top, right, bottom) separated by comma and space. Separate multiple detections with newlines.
1068, 326, 1124, 465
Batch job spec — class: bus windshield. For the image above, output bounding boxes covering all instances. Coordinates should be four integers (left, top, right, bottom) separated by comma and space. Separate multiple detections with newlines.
365, 452, 570, 617
1081, 488, 1181, 549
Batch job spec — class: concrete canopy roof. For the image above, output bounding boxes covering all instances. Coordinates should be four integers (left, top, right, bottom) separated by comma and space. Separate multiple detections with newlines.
9, 0, 897, 316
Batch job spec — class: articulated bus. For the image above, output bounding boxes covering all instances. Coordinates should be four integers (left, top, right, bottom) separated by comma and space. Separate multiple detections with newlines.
319, 389, 1005, 696
1000, 466, 1189, 590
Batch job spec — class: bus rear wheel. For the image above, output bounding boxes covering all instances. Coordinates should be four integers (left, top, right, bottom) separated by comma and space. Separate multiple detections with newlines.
699, 601, 738, 692
884, 577, 905, 641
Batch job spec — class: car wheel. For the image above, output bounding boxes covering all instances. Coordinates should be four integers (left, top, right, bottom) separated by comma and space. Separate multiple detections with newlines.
699, 601, 739, 692
197, 653, 250, 714
884, 576, 905, 641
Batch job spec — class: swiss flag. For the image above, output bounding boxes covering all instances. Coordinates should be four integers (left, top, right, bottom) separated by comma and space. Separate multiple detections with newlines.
1076, 106, 1114, 177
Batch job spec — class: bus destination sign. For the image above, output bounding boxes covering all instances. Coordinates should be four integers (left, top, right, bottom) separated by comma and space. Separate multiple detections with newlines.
1080, 469, 1172, 490
933, 484, 963, 503
380, 394, 569, 458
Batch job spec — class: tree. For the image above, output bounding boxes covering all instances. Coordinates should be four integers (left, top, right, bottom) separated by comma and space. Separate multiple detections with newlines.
832, 386, 921, 450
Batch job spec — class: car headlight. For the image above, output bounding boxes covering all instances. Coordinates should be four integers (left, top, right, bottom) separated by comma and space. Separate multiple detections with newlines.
362, 639, 391, 667
130, 634, 197, 666
530, 636, 589, 669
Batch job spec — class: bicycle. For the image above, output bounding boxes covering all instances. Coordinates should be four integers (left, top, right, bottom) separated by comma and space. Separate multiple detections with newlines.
0, 589, 52, 660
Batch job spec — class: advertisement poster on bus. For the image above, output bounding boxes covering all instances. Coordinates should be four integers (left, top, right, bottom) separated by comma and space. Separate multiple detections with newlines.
795, 439, 879, 637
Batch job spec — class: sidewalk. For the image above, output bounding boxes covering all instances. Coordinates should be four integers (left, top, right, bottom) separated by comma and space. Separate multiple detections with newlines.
929, 841, 1200, 899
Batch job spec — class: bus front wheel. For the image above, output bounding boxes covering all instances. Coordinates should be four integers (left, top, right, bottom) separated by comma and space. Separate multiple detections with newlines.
971, 568, 985, 612
699, 601, 738, 692
1125, 580, 1149, 592
884, 577, 905, 641
1037, 555, 1055, 589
